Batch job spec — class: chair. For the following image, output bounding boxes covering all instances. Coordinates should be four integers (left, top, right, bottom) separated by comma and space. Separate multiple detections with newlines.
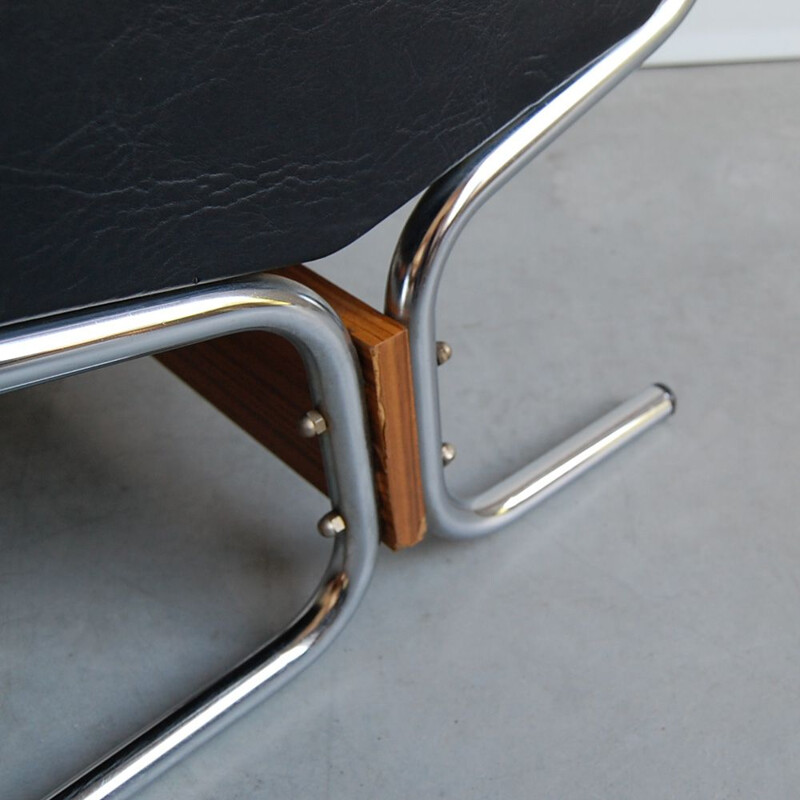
0, 1, 695, 797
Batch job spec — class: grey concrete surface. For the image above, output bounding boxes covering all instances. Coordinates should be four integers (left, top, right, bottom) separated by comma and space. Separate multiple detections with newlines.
2, 62, 799, 799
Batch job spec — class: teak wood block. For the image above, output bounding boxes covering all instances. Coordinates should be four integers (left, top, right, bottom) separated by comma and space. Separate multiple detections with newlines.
157, 265, 426, 550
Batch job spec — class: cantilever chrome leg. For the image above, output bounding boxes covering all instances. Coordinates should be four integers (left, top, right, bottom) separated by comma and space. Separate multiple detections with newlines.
0, 274, 379, 800
385, 0, 695, 540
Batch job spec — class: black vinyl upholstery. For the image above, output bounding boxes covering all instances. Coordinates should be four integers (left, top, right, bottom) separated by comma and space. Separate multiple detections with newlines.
1, 0, 660, 324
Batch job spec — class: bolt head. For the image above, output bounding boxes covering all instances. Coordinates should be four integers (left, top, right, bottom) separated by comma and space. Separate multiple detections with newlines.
441, 442, 457, 466
299, 409, 327, 437
317, 511, 347, 538
436, 341, 453, 366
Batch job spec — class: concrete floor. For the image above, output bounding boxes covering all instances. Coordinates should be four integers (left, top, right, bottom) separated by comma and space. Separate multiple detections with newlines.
2, 61, 799, 799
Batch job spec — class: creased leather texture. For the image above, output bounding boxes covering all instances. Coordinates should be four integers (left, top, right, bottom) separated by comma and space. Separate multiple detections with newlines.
1, 0, 660, 324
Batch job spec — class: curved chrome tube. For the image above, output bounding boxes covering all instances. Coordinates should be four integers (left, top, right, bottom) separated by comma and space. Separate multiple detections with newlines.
0, 274, 379, 800
385, 0, 694, 540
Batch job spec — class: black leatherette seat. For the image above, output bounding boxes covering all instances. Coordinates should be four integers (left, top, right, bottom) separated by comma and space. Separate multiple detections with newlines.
1, 0, 659, 323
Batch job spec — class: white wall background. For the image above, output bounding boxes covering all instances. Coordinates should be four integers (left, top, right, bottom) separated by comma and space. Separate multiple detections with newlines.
648, 0, 800, 65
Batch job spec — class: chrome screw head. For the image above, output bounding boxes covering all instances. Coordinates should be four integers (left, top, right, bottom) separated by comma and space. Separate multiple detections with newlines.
299, 409, 328, 437
317, 511, 347, 538
436, 341, 453, 366
441, 442, 457, 466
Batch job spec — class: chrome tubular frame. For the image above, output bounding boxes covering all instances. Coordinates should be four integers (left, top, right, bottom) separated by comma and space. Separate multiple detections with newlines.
0, 274, 379, 800
386, 0, 695, 540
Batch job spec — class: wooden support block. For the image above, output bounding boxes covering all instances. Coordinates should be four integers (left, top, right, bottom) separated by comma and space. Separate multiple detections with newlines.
157, 265, 426, 550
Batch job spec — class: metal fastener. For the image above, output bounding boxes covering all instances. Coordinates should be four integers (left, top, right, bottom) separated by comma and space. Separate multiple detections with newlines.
441, 442, 457, 466
299, 409, 328, 437
317, 511, 347, 538
436, 341, 453, 366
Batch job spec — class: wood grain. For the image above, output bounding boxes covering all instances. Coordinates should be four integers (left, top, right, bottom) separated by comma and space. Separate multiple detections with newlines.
157, 265, 426, 550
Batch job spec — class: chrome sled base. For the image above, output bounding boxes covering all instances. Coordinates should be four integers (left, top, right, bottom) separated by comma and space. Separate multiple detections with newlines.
0, 0, 694, 796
